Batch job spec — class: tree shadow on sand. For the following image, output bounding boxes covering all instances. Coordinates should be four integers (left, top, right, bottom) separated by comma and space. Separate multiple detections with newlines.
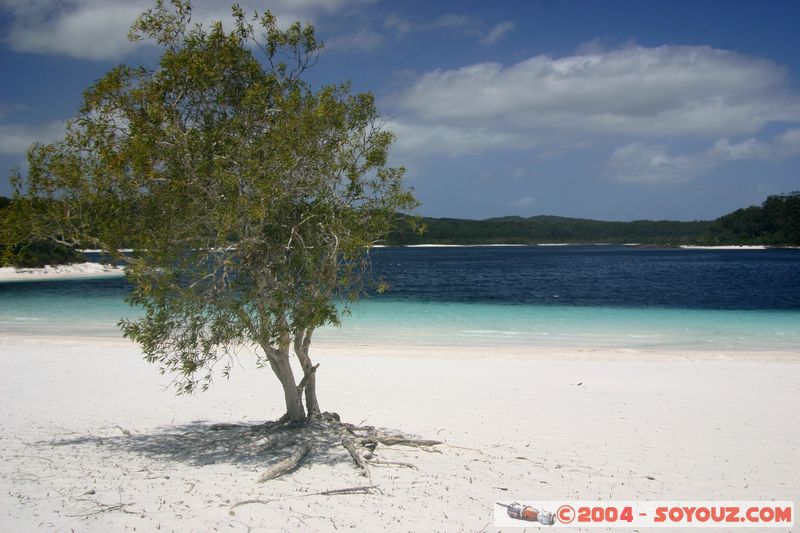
47, 415, 441, 480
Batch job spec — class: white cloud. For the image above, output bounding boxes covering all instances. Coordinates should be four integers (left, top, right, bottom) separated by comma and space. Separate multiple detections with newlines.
2, 0, 146, 60
0, 0, 371, 60
431, 14, 474, 30
389, 44, 800, 157
509, 195, 534, 208
386, 119, 534, 158
710, 129, 800, 161
325, 29, 383, 52
481, 21, 514, 45
575, 39, 608, 55
774, 128, 800, 155
709, 137, 772, 161
0, 103, 9, 119
381, 12, 484, 41
0, 121, 66, 155
511, 167, 527, 180
608, 129, 800, 184
608, 143, 708, 184
383, 13, 411, 36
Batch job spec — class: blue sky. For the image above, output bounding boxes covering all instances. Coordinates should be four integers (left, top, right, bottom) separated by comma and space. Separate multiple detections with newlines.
1, 0, 799, 221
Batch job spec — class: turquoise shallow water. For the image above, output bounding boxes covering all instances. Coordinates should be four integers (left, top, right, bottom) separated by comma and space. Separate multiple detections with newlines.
0, 281, 128, 337
317, 299, 800, 351
0, 284, 798, 351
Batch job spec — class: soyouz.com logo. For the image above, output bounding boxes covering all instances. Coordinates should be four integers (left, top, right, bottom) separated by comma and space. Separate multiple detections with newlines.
494, 501, 794, 528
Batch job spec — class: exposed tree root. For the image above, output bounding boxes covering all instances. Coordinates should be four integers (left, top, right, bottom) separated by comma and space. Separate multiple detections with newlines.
372, 435, 443, 448
341, 437, 371, 480
339, 422, 442, 449
209, 423, 246, 431
247, 412, 441, 482
256, 443, 311, 483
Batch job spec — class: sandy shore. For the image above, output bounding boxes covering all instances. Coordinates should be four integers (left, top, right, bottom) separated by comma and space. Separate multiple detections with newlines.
679, 245, 769, 250
0, 262, 124, 282
0, 335, 797, 532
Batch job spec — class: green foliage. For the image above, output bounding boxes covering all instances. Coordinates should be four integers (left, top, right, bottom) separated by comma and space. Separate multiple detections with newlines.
9, 1, 416, 399
3, 240, 84, 268
0, 197, 84, 267
709, 192, 800, 245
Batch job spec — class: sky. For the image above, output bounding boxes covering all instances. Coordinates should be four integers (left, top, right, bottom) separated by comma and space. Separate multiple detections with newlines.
1, 0, 799, 221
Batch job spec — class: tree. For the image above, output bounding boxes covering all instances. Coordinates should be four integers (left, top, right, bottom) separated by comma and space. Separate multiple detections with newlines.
1, 197, 86, 267
709, 192, 800, 245
10, 0, 417, 423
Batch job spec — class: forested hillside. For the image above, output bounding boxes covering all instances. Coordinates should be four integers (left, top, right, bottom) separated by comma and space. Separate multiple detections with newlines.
708, 192, 799, 245
388, 193, 799, 246
3, 192, 798, 263
388, 214, 712, 245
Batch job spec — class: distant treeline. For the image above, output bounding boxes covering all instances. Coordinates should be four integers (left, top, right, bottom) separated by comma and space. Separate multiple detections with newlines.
2, 192, 798, 267
388, 192, 800, 247
389, 215, 712, 245
707, 192, 799, 245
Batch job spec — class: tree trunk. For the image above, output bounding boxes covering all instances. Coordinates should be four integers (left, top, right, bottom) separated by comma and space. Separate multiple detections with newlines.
264, 344, 306, 423
294, 329, 320, 417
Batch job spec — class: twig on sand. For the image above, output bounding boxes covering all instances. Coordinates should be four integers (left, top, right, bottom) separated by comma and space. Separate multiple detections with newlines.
444, 444, 485, 455
11, 454, 55, 464
228, 499, 272, 515
301, 485, 381, 497
366, 459, 418, 470
230, 498, 271, 510
68, 500, 137, 518
257, 444, 311, 483
228, 520, 253, 533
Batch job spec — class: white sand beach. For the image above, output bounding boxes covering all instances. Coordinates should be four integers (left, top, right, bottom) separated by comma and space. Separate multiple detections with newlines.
679, 245, 769, 250
0, 334, 797, 532
0, 263, 124, 282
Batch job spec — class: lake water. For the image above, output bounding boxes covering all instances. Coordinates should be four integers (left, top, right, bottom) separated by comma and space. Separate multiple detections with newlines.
1, 246, 799, 351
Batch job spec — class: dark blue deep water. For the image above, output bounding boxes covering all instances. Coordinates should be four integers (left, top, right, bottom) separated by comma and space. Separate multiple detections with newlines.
368, 246, 800, 310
